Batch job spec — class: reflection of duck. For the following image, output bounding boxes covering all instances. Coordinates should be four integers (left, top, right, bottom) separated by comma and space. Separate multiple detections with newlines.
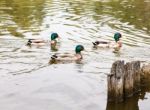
49, 45, 84, 64
26, 33, 60, 48
92, 33, 122, 51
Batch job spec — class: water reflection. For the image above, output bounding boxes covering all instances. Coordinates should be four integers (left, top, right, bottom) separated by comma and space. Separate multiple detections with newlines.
106, 95, 139, 110
0, 0, 150, 37
0, 0, 46, 36
0, 0, 150, 110
106, 79, 150, 110
102, 0, 150, 33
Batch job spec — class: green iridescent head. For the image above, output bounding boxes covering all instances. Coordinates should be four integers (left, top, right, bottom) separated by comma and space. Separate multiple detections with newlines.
114, 33, 122, 42
51, 33, 59, 40
75, 45, 84, 54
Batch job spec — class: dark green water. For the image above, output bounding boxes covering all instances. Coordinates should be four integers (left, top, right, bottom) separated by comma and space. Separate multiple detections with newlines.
0, 0, 150, 110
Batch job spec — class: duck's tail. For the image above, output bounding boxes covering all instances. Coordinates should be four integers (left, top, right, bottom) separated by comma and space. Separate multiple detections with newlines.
26, 39, 32, 46
92, 41, 108, 46
92, 42, 97, 46
51, 54, 58, 60
92, 41, 100, 46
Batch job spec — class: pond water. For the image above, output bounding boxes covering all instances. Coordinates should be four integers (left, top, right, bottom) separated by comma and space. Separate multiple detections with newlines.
0, 0, 150, 110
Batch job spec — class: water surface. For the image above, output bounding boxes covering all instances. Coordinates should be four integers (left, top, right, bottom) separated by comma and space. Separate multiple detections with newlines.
0, 0, 150, 110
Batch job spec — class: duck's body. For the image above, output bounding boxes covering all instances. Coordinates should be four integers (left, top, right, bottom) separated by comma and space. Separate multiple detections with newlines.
49, 45, 84, 64
26, 33, 60, 48
92, 33, 122, 51
92, 41, 111, 48
51, 53, 82, 61
26, 39, 46, 46
113, 40, 122, 51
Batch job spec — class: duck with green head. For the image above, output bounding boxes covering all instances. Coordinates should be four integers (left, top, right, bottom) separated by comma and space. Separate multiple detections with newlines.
92, 32, 122, 50
50, 45, 84, 64
50, 33, 60, 50
26, 33, 60, 47
113, 32, 122, 51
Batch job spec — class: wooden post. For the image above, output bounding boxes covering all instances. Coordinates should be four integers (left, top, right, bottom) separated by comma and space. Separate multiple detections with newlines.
141, 64, 150, 84
108, 60, 141, 102
141, 64, 150, 79
124, 62, 134, 97
132, 61, 141, 93
124, 61, 140, 97
107, 60, 124, 102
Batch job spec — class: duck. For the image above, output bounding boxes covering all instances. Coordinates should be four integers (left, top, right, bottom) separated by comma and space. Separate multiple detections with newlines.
26, 33, 60, 48
92, 32, 122, 51
49, 45, 84, 64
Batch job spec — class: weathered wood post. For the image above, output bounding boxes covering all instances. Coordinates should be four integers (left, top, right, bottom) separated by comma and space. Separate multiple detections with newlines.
107, 60, 124, 102
132, 61, 141, 92
108, 60, 141, 102
124, 62, 134, 97
124, 61, 141, 97
141, 64, 150, 80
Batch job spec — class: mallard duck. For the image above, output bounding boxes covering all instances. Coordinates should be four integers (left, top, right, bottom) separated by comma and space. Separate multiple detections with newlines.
92, 32, 122, 50
49, 45, 84, 64
26, 33, 60, 48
